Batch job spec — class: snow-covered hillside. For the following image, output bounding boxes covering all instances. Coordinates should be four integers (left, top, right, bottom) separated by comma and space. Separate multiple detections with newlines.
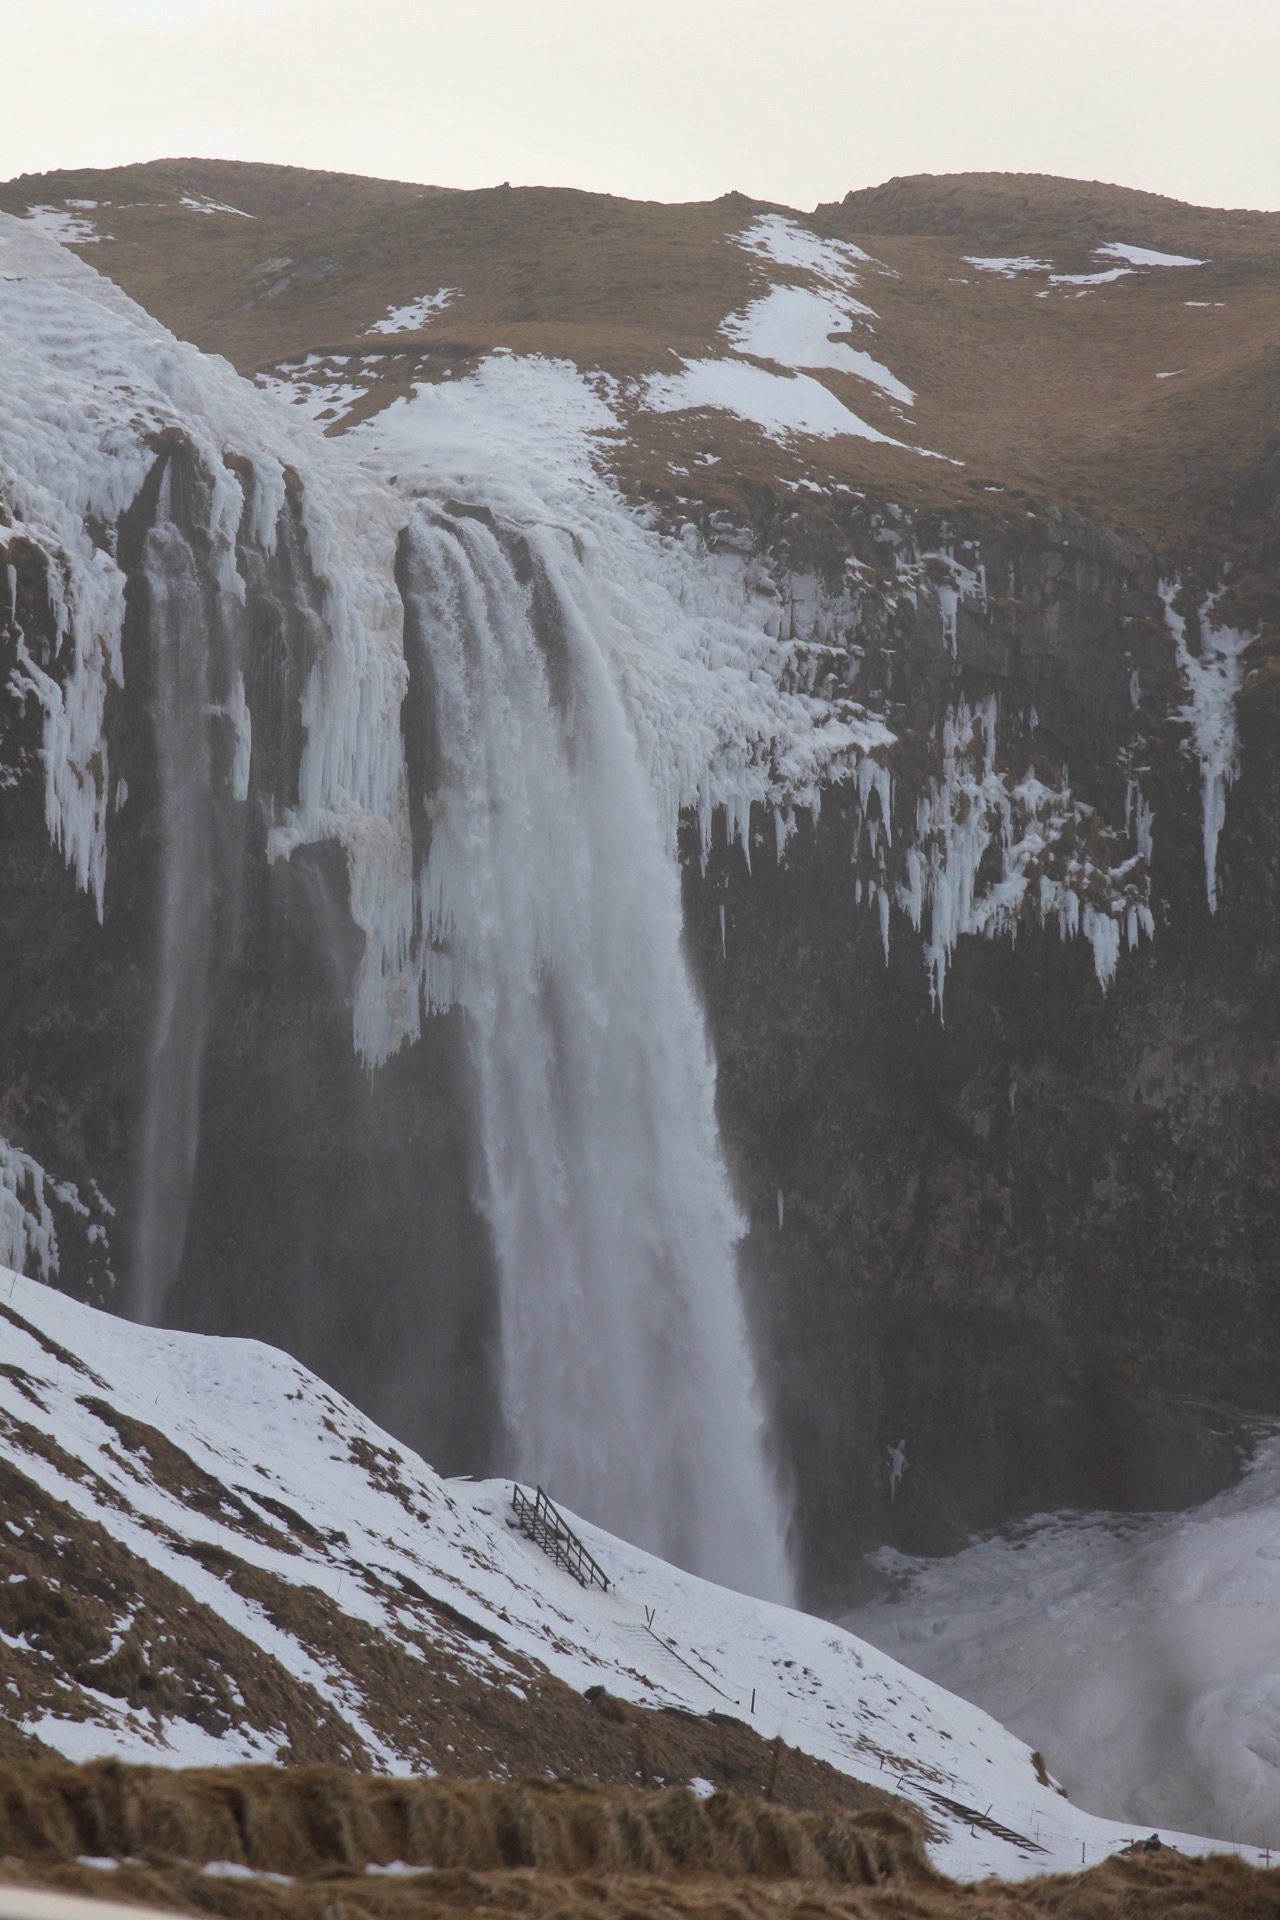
0, 1273, 1260, 1881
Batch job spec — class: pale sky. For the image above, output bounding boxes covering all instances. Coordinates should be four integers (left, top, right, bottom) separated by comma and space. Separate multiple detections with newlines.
5, 0, 1279, 212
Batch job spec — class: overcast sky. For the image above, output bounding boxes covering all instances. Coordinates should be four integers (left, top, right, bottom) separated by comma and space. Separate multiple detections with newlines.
5, 0, 1278, 211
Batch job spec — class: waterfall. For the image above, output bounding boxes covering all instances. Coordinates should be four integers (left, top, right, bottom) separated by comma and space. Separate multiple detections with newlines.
402, 506, 794, 1603
3, 221, 796, 1600
128, 465, 218, 1324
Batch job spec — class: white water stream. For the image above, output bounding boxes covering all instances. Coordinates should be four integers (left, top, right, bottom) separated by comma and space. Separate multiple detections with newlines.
129, 468, 216, 1325
401, 507, 794, 1602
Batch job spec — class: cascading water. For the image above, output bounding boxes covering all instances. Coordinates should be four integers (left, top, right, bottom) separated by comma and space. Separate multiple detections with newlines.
1, 220, 798, 1597
401, 505, 794, 1603
128, 465, 218, 1324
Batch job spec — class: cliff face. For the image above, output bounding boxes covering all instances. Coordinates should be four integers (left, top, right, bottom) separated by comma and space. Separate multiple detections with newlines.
682, 502, 1280, 1599
0, 436, 499, 1475
2, 164, 1278, 1608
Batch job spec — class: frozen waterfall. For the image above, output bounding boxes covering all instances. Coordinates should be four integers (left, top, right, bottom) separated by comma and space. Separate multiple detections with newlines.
401, 506, 794, 1603
0, 219, 800, 1600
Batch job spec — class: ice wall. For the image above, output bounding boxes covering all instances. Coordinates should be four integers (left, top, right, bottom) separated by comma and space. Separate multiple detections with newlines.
0, 212, 415, 1071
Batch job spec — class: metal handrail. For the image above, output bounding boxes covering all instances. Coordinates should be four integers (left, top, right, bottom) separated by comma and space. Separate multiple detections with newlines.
511, 1483, 610, 1591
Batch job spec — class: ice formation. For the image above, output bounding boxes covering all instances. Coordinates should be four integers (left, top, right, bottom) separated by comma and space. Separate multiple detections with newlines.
0, 1137, 62, 1280
346, 351, 895, 859
1161, 580, 1252, 913
0, 1132, 98, 1284
892, 698, 1153, 1012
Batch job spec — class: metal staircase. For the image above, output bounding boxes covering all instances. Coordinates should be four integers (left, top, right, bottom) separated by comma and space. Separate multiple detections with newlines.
510, 1483, 610, 1591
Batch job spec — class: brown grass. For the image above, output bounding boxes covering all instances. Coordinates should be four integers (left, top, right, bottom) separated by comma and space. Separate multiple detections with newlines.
0, 1763, 1276, 1920
0, 1432, 911, 1809
819, 171, 1280, 259
4, 159, 1278, 560
0, 1761, 928, 1883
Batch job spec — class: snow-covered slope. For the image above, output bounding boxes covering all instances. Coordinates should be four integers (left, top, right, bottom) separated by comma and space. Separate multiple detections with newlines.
845, 1436, 1280, 1848
0, 1273, 1260, 1881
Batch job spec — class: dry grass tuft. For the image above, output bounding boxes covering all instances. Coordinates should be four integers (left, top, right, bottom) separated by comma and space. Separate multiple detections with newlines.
0, 1764, 1277, 1920
0, 1760, 933, 1885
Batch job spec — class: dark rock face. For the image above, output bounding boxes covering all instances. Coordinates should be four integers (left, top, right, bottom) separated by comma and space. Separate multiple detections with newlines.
683, 507, 1280, 1604
0, 439, 500, 1478
3, 448, 1277, 1609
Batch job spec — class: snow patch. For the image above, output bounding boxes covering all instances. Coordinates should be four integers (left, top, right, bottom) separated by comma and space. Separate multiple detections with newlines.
179, 195, 255, 219
721, 285, 912, 403
255, 354, 370, 424
733, 213, 872, 282
1048, 267, 1133, 288
962, 256, 1052, 277
366, 289, 458, 335
21, 206, 106, 246
1097, 241, 1206, 268
644, 356, 905, 445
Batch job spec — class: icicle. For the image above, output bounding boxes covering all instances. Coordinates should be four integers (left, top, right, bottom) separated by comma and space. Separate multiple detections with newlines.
1160, 579, 1252, 914
0, 1137, 61, 1280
